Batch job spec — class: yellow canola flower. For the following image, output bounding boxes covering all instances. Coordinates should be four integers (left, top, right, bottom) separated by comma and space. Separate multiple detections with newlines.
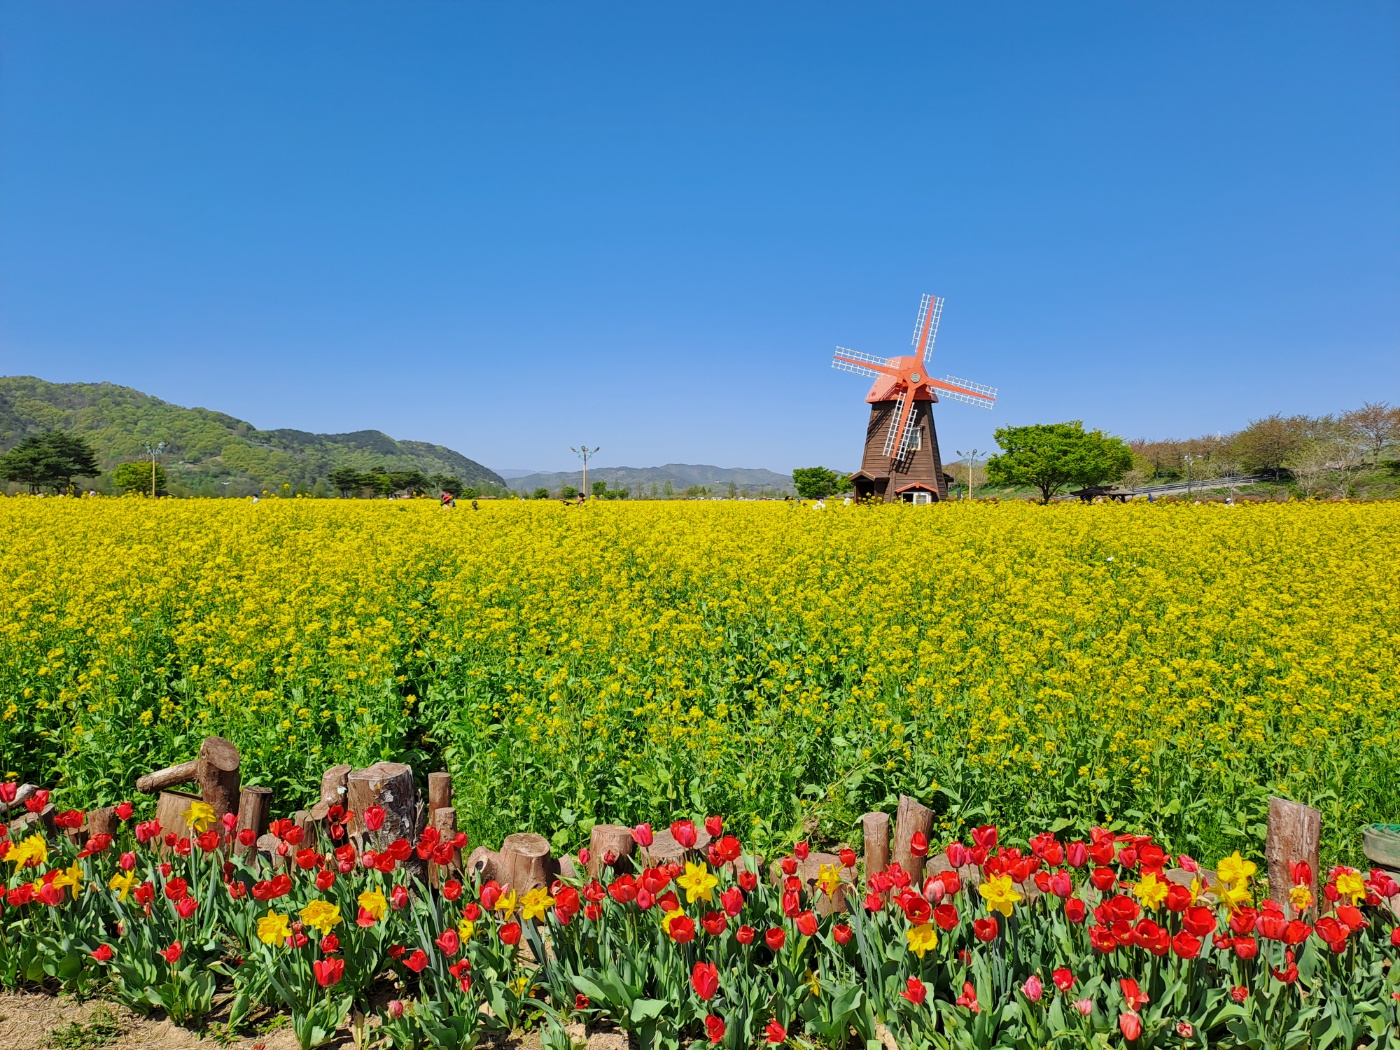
183, 800, 216, 832
977, 874, 1022, 917
1216, 852, 1257, 888
493, 889, 518, 921
257, 909, 291, 946
677, 861, 719, 904
299, 898, 342, 935
905, 922, 938, 957
108, 870, 136, 902
519, 887, 555, 922
358, 888, 387, 922
1132, 871, 1170, 910
7, 835, 48, 869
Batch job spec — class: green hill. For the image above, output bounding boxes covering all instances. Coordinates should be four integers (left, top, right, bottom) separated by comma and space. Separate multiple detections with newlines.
0, 376, 504, 496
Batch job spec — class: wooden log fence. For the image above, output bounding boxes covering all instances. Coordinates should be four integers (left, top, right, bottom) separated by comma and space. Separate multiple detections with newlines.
5, 737, 1342, 918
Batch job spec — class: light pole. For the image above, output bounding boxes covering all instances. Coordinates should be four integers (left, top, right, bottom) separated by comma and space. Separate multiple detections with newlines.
143, 442, 166, 498
1183, 454, 1197, 497
571, 445, 599, 500
955, 449, 982, 500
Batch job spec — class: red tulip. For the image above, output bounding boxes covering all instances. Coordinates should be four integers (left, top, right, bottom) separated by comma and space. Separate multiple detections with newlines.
910, 832, 928, 857
159, 942, 183, 964
436, 929, 460, 955
705, 816, 724, 838
175, 897, 198, 920
1119, 1012, 1142, 1041
632, 823, 654, 847
765, 927, 786, 951
391, 885, 409, 911
668, 915, 696, 943
164, 878, 189, 902
364, 806, 386, 832
1231, 986, 1248, 1003
1049, 870, 1073, 899
764, 1018, 787, 1044
702, 911, 728, 936
833, 923, 853, 945
900, 977, 927, 1005
499, 922, 522, 946
705, 1015, 726, 1045
946, 842, 969, 867
671, 821, 698, 849
314, 957, 345, 988
1051, 967, 1074, 992
1120, 978, 1149, 1011
691, 961, 719, 1001
972, 917, 998, 942
795, 910, 818, 937
794, 841, 810, 861
720, 886, 744, 917
839, 848, 857, 869
933, 903, 959, 931
91, 944, 114, 962
736, 924, 755, 944
321, 934, 339, 953
1089, 866, 1117, 892
1064, 898, 1087, 923
738, 871, 758, 892
1171, 930, 1201, 958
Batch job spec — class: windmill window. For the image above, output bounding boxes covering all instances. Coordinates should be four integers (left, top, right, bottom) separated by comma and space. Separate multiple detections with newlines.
907, 427, 922, 450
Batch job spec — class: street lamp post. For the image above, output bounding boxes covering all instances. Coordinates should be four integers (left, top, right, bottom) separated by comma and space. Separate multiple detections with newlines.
955, 448, 982, 500
571, 445, 599, 500
1183, 454, 1197, 498
143, 442, 166, 498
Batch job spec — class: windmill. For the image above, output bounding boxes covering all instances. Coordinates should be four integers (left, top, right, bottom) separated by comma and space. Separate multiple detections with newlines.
832, 295, 997, 502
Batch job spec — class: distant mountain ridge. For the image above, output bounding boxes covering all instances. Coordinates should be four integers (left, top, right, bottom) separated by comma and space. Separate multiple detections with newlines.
0, 376, 503, 496
510, 463, 795, 495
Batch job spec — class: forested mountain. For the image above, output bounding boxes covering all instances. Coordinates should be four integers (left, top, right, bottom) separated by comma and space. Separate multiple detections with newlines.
510, 463, 797, 497
0, 376, 503, 496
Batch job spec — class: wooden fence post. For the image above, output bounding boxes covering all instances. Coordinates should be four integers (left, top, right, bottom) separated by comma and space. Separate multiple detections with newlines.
234, 786, 272, 858
1266, 797, 1321, 913
891, 795, 934, 884
861, 812, 890, 876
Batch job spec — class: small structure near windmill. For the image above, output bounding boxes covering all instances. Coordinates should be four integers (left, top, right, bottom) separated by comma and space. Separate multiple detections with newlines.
832, 295, 997, 502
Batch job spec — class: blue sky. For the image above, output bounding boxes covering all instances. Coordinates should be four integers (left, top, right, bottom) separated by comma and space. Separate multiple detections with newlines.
2, 2, 1396, 474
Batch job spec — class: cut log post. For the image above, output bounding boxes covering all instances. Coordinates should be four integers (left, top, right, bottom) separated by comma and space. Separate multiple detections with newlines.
430, 806, 458, 887
346, 762, 417, 848
769, 851, 848, 916
294, 809, 317, 845
465, 845, 502, 885
588, 824, 636, 878
309, 764, 352, 822
1266, 797, 1321, 914
428, 772, 453, 813
256, 832, 287, 870
891, 795, 934, 885
500, 832, 554, 894
234, 786, 272, 857
135, 736, 242, 824
861, 812, 891, 876
155, 790, 202, 843
0, 784, 38, 817
87, 806, 118, 842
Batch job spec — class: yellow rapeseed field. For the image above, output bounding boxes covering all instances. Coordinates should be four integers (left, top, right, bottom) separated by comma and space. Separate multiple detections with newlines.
1, 497, 1395, 861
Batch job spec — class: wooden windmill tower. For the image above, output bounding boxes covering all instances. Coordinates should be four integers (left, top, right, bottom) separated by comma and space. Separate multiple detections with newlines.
832, 295, 996, 502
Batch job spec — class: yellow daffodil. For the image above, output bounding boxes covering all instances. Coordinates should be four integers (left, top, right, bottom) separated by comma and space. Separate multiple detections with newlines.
977, 874, 1022, 917
6, 835, 48, 869
358, 888, 387, 922
519, 887, 555, 922
660, 907, 686, 937
257, 909, 291, 946
1216, 852, 1257, 888
806, 970, 821, 999
108, 870, 136, 902
905, 922, 938, 958
493, 889, 518, 921
299, 898, 342, 935
1188, 876, 1203, 905
51, 861, 84, 900
816, 863, 842, 897
1132, 871, 1169, 910
458, 918, 476, 940
1216, 881, 1252, 913
183, 800, 216, 833
1289, 883, 1314, 914
677, 861, 719, 904
1335, 870, 1366, 906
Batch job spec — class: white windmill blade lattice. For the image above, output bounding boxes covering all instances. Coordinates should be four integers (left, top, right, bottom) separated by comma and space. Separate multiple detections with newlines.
881, 390, 908, 457
831, 346, 890, 380
911, 294, 945, 364
896, 406, 919, 459
939, 375, 998, 409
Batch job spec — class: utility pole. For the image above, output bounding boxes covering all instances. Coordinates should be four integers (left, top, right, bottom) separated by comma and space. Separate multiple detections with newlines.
955, 448, 982, 500
143, 441, 166, 498
571, 445, 599, 500
1183, 453, 1197, 498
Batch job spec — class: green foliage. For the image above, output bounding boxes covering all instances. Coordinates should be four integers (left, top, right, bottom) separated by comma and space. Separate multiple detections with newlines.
111, 461, 167, 495
791, 466, 843, 500
0, 376, 503, 497
0, 430, 101, 493
986, 421, 1133, 503
328, 467, 365, 498
532, 488, 550, 500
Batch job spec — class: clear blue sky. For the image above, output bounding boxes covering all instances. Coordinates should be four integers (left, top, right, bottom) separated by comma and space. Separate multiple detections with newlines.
2, 2, 1396, 474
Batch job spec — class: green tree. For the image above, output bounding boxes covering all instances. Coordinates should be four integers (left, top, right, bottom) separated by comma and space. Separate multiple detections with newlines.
1230, 414, 1309, 479
328, 467, 365, 498
532, 487, 550, 500
429, 473, 465, 496
111, 461, 168, 495
1, 430, 102, 493
986, 421, 1133, 504
791, 466, 843, 500
592, 480, 608, 498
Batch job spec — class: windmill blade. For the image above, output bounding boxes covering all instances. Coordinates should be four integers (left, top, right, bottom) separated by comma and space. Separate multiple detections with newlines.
934, 375, 997, 409
911, 294, 945, 364
881, 390, 909, 457
831, 346, 889, 379
895, 403, 920, 459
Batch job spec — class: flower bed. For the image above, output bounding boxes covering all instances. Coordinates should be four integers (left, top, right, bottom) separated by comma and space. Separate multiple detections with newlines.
3, 789, 1398, 1049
